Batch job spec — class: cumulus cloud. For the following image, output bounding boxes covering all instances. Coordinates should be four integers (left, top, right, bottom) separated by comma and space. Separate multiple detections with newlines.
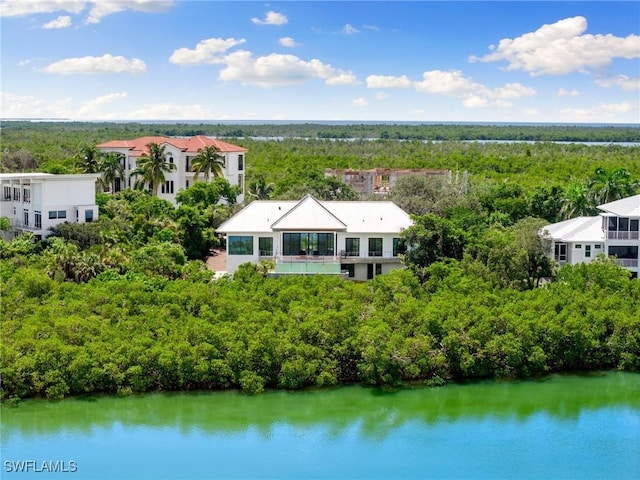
251, 11, 287, 26
366, 75, 413, 89
0, 92, 73, 118
0, 0, 174, 23
42, 15, 71, 29
595, 75, 640, 91
279, 37, 299, 48
169, 38, 246, 65
352, 97, 368, 107
469, 16, 640, 76
557, 102, 637, 122
217, 51, 358, 87
367, 69, 535, 108
42, 54, 147, 75
342, 24, 359, 35
557, 88, 580, 97
374, 91, 389, 100
0, 0, 85, 17
77, 92, 127, 117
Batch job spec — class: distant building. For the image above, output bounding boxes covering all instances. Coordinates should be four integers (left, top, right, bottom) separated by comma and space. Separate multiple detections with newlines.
217, 194, 413, 280
543, 194, 639, 278
97, 135, 247, 204
0, 173, 100, 240
325, 168, 452, 196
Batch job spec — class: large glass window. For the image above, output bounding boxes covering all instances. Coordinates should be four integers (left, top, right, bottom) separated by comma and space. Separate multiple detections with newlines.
341, 264, 355, 278
283, 233, 334, 256
554, 243, 567, 262
368, 238, 383, 257
85, 210, 94, 222
238, 155, 244, 171
345, 238, 360, 256
393, 237, 406, 256
228, 236, 253, 255
23, 209, 29, 227
34, 211, 42, 229
608, 245, 638, 259
259, 237, 273, 256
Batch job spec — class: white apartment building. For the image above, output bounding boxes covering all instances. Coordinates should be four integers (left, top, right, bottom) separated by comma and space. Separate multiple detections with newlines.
0, 173, 100, 240
217, 194, 413, 280
543, 194, 640, 278
96, 135, 247, 204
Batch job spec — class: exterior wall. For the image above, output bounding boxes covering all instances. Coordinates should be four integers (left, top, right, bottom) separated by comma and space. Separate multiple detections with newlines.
0, 174, 99, 239
98, 144, 246, 204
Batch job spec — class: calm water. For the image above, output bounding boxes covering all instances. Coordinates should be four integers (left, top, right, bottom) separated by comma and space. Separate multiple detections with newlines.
1, 372, 638, 480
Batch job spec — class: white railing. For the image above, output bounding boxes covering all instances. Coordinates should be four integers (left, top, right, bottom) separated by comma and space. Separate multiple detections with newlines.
615, 259, 639, 268
606, 231, 639, 240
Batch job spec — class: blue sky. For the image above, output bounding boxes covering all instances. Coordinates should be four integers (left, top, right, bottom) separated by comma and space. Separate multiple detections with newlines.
1, 1, 638, 123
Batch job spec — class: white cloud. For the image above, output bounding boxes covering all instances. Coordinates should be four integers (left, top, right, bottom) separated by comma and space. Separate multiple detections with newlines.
557, 102, 638, 122
77, 92, 127, 117
42, 54, 147, 75
352, 97, 368, 107
469, 16, 640, 76
279, 37, 299, 48
42, 15, 72, 29
374, 91, 388, 100
217, 51, 358, 88
0, 0, 86, 17
0, 92, 73, 118
363, 25, 379, 31
367, 69, 535, 109
366, 75, 412, 89
342, 24, 359, 35
595, 75, 640, 91
169, 38, 246, 66
557, 88, 580, 97
85, 0, 173, 24
0, 0, 174, 23
251, 11, 287, 26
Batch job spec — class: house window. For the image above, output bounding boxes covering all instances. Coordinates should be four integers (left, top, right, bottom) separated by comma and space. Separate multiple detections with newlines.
282, 232, 334, 256
114, 177, 121, 193
393, 237, 406, 257
85, 210, 94, 222
608, 246, 638, 259
13, 188, 19, 201
58, 210, 66, 219
554, 243, 567, 262
619, 218, 629, 231
595, 244, 602, 249
376, 263, 382, 276
23, 189, 30, 203
585, 245, 591, 258
238, 155, 244, 171
345, 238, 360, 256
575, 244, 582, 249
368, 238, 383, 257
367, 264, 374, 280
608, 217, 618, 231
23, 209, 29, 227
186, 180, 190, 188
341, 264, 355, 278
185, 156, 190, 172
161, 181, 174, 194
259, 237, 273, 256
49, 211, 57, 219
168, 156, 174, 164
34, 211, 42, 229
228, 236, 253, 255
3, 186, 11, 200
631, 219, 639, 232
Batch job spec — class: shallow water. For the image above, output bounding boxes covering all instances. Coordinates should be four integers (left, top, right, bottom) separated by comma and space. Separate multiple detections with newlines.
1, 372, 638, 479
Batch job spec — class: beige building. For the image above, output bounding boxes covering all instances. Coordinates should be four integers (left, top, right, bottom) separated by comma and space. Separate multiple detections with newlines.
325, 168, 452, 196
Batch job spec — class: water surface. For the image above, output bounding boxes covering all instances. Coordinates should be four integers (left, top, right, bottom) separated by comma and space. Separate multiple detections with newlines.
1, 372, 638, 479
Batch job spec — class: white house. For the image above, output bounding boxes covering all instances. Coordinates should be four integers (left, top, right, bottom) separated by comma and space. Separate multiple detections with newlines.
217, 194, 413, 280
543, 194, 640, 278
96, 135, 247, 204
0, 173, 100, 240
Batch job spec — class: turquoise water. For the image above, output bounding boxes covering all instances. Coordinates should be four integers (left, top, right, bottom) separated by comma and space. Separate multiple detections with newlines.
1, 372, 638, 479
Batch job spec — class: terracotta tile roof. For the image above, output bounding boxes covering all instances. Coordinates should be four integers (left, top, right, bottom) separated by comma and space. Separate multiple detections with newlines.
97, 135, 247, 157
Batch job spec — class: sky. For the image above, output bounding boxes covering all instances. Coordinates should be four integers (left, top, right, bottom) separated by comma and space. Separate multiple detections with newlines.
1, 1, 639, 123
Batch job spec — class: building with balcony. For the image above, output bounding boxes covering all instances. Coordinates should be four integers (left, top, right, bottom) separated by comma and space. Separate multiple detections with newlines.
217, 194, 413, 280
325, 168, 452, 196
96, 135, 247, 204
0, 173, 100, 240
543, 194, 640, 278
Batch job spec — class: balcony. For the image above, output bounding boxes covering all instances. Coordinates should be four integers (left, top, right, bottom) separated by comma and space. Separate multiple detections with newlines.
273, 255, 342, 275
615, 259, 638, 268
606, 231, 639, 240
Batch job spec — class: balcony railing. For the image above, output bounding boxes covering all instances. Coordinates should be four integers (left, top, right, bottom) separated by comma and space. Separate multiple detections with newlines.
615, 259, 639, 268
606, 231, 639, 240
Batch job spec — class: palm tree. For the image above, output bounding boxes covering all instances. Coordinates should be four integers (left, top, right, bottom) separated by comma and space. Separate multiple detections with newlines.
99, 152, 125, 193
588, 167, 636, 206
192, 145, 225, 181
131, 143, 176, 195
76, 145, 100, 173
560, 181, 593, 219
248, 177, 274, 200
